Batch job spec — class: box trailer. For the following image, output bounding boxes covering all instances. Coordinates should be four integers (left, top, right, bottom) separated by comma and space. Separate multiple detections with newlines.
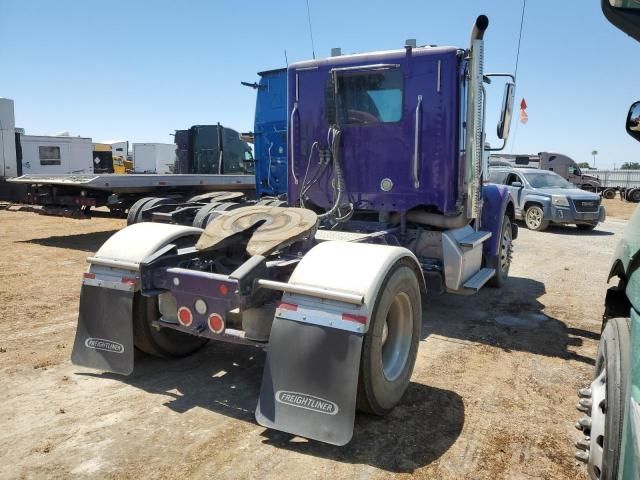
20, 135, 93, 175
132, 143, 176, 174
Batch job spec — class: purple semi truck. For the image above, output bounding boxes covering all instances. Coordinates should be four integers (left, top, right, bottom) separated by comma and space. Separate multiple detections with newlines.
71, 15, 517, 445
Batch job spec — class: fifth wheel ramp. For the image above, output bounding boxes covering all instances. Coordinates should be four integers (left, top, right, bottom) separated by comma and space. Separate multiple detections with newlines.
196, 206, 318, 256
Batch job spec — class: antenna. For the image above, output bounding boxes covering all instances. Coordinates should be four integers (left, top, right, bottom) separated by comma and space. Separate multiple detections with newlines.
510, 0, 527, 152
305, 0, 316, 59
514, 0, 527, 79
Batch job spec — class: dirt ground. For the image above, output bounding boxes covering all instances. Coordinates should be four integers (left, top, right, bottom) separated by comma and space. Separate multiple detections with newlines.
602, 197, 637, 220
0, 207, 628, 479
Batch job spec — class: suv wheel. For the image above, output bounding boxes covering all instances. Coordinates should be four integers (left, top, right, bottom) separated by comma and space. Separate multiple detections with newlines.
524, 205, 549, 231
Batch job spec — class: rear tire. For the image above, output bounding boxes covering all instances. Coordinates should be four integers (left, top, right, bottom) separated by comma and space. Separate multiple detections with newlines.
132, 294, 208, 358
127, 197, 156, 225
357, 260, 421, 415
524, 205, 549, 231
487, 215, 513, 288
628, 188, 640, 203
602, 189, 616, 200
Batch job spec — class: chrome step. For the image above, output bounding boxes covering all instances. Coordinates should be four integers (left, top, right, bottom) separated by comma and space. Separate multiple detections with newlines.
458, 230, 491, 248
462, 268, 495, 292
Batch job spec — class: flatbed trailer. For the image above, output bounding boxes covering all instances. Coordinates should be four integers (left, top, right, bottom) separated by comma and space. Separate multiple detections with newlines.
8, 173, 256, 216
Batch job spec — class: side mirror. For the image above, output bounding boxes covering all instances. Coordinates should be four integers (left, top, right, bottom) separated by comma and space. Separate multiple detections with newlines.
511, 181, 523, 188
626, 101, 640, 142
497, 82, 516, 140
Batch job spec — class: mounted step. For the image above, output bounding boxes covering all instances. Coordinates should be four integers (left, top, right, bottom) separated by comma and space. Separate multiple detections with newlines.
462, 267, 495, 292
458, 230, 491, 249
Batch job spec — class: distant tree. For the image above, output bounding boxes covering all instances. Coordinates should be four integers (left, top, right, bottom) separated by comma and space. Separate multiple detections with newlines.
578, 162, 592, 169
621, 162, 640, 170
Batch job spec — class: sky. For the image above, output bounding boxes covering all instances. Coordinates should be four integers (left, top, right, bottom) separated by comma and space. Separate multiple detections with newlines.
1, 0, 639, 169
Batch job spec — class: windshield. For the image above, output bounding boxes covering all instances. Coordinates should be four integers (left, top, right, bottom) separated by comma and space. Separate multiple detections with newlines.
523, 172, 574, 189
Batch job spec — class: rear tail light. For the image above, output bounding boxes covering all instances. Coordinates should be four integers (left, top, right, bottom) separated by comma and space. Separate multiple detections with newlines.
83, 272, 96, 280
208, 313, 225, 334
121, 277, 137, 285
177, 307, 193, 327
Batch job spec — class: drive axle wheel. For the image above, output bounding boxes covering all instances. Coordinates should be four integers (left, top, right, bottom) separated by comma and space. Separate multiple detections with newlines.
524, 205, 549, 231
133, 294, 208, 358
357, 259, 421, 415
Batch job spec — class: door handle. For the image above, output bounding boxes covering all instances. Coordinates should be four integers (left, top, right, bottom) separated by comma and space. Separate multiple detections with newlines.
413, 95, 423, 189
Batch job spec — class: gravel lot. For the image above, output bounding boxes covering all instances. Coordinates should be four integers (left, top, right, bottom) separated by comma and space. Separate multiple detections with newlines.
0, 201, 634, 479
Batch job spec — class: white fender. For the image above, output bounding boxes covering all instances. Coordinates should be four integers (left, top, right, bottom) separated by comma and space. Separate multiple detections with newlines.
279, 241, 424, 333
92, 223, 203, 266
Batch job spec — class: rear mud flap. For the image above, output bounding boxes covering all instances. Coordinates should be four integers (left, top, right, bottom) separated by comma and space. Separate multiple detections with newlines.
71, 285, 135, 375
255, 317, 363, 446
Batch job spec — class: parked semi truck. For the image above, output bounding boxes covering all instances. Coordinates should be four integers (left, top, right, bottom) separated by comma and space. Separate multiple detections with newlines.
173, 124, 255, 175
573, 2, 640, 479
71, 16, 518, 445
490, 152, 603, 191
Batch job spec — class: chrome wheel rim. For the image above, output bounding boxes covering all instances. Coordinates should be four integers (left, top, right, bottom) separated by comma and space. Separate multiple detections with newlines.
380, 292, 413, 382
587, 367, 606, 478
526, 208, 542, 229
500, 222, 513, 273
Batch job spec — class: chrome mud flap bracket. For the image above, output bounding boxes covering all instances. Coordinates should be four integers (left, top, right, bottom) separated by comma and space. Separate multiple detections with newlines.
70, 284, 135, 375
255, 316, 363, 446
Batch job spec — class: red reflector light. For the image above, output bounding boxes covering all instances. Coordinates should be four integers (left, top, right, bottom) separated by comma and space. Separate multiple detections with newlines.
83, 272, 96, 280
218, 284, 229, 296
177, 307, 193, 327
342, 313, 367, 324
121, 277, 136, 285
277, 302, 298, 311
208, 313, 225, 334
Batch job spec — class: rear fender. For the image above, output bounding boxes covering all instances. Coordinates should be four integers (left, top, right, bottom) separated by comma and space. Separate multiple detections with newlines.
70, 223, 203, 375
281, 241, 423, 332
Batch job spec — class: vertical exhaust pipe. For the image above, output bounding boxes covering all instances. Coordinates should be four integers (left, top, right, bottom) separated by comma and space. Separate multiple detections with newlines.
470, 15, 489, 43
465, 15, 489, 223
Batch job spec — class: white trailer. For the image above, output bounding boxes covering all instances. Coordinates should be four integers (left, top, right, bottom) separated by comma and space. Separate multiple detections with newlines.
132, 143, 176, 174
20, 135, 93, 175
0, 98, 17, 178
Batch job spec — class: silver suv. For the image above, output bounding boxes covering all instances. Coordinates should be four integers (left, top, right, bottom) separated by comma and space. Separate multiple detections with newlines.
487, 167, 606, 231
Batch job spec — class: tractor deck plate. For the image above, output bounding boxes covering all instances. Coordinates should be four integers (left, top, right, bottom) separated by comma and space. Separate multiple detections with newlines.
196, 206, 318, 256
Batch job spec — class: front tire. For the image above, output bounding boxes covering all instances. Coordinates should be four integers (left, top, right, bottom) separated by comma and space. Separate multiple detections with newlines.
487, 215, 513, 288
357, 260, 421, 415
580, 317, 630, 480
133, 294, 208, 358
524, 205, 549, 231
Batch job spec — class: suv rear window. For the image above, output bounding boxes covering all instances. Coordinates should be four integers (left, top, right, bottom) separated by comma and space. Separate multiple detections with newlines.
335, 69, 403, 125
